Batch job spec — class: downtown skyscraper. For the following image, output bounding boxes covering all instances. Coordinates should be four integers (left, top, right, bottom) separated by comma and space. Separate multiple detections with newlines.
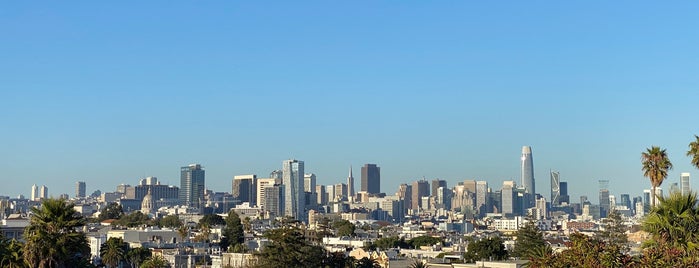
361, 164, 381, 194
347, 166, 355, 202
681, 173, 691, 196
520, 146, 535, 195
521, 146, 535, 208
76, 181, 86, 198
282, 159, 305, 222
180, 164, 205, 208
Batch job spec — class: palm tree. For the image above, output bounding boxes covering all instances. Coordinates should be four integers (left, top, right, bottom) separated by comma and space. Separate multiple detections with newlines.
688, 135, 699, 170
641, 146, 673, 207
23, 198, 90, 268
408, 258, 427, 268
125, 246, 151, 268
1, 238, 27, 268
642, 191, 699, 249
100, 237, 127, 268
140, 255, 169, 268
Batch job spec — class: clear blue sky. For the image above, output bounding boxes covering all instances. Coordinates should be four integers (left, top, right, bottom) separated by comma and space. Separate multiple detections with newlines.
1, 2, 698, 202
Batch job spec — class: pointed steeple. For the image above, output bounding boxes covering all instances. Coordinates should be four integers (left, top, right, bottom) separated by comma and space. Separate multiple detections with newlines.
347, 165, 355, 202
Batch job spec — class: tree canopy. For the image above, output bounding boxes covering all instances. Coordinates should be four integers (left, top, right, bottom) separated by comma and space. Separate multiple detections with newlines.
512, 215, 546, 259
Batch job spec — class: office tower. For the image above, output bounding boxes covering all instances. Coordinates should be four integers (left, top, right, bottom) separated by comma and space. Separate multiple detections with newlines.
550, 170, 560, 206
501, 181, 515, 216
179, 164, 205, 208
432, 179, 447, 198
580, 195, 588, 204
75, 181, 86, 198
681, 173, 691, 196
620, 194, 631, 209
559, 182, 569, 204
304, 173, 316, 193
599, 180, 610, 218
316, 185, 327, 205
264, 184, 285, 219
643, 189, 651, 211
435, 186, 451, 210
411, 180, 430, 210
361, 164, 381, 194
534, 196, 547, 219
520, 146, 535, 197
397, 184, 412, 211
347, 167, 355, 202
326, 185, 336, 203
476, 181, 489, 216
256, 178, 280, 208
282, 159, 305, 221
233, 174, 257, 206
140, 176, 158, 186
463, 180, 477, 193
31, 184, 38, 201
609, 195, 617, 209
670, 183, 680, 194
39, 185, 48, 199
334, 183, 348, 201
270, 170, 283, 180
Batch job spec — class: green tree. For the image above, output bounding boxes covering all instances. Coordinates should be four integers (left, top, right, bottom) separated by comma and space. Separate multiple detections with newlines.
595, 210, 628, 252
354, 257, 381, 268
139, 255, 169, 268
374, 236, 409, 250
643, 191, 699, 250
688, 135, 699, 170
114, 211, 151, 227
408, 259, 427, 268
0, 235, 27, 268
198, 214, 225, 227
332, 219, 356, 237
641, 146, 673, 207
408, 235, 442, 249
255, 227, 325, 268
23, 198, 91, 268
464, 236, 508, 263
100, 237, 127, 268
220, 210, 244, 251
99, 202, 124, 221
126, 247, 151, 268
159, 215, 182, 229
512, 215, 546, 259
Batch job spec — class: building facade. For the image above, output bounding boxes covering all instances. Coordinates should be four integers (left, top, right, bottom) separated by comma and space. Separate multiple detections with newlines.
361, 164, 381, 194
179, 164, 205, 208
282, 159, 305, 222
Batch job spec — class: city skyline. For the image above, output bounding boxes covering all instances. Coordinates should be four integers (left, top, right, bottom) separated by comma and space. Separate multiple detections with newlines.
1, 2, 698, 200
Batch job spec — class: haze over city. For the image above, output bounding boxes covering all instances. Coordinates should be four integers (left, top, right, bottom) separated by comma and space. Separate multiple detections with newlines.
2, 2, 698, 201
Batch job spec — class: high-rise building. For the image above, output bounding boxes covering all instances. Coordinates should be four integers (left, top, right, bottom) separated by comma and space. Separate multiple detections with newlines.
76, 181, 86, 198
347, 167, 355, 201
256, 178, 280, 209
397, 184, 412, 211
316, 185, 327, 205
233, 174, 257, 206
179, 164, 205, 208
620, 194, 631, 209
264, 184, 285, 219
31, 184, 38, 201
599, 180, 610, 218
501, 181, 515, 216
550, 170, 560, 206
282, 159, 305, 222
39, 185, 48, 199
476, 181, 489, 216
559, 181, 569, 204
411, 180, 430, 210
270, 170, 283, 180
431, 179, 447, 198
140, 176, 159, 186
304, 173, 316, 193
681, 173, 691, 196
520, 146, 535, 196
361, 164, 381, 194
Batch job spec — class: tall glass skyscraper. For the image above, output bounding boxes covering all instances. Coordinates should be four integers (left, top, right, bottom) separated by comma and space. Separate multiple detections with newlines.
520, 146, 535, 195
550, 170, 560, 206
361, 164, 381, 194
681, 173, 691, 196
180, 164, 205, 208
282, 159, 305, 222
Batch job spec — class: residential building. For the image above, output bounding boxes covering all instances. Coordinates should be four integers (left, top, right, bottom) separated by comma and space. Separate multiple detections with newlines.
282, 159, 305, 222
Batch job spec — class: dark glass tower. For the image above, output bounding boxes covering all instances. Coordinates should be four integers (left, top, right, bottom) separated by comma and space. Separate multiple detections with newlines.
180, 164, 205, 208
361, 164, 381, 194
